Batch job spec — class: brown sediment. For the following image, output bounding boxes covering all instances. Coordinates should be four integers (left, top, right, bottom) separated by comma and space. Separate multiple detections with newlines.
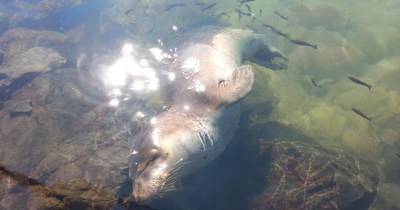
0, 164, 141, 209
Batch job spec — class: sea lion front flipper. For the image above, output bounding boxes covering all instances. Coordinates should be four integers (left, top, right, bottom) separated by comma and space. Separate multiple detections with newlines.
217, 64, 254, 105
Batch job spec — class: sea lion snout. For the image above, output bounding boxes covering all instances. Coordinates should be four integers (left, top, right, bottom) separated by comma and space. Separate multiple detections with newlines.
130, 149, 170, 203
133, 178, 156, 204
132, 162, 168, 204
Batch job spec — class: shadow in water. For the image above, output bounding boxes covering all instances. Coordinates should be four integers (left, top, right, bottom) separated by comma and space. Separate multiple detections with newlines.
0, 72, 39, 110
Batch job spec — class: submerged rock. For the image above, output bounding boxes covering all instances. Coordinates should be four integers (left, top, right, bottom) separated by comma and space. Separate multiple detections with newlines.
7, 99, 33, 117
0, 165, 156, 210
0, 67, 162, 209
0, 28, 67, 60
250, 140, 378, 210
0, 47, 66, 79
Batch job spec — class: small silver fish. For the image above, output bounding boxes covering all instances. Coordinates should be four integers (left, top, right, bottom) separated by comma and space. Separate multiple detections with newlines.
202, 2, 217, 12
262, 24, 290, 38
274, 11, 288, 21
311, 78, 321, 88
163, 3, 186, 12
244, 4, 252, 13
352, 108, 372, 121
290, 39, 318, 49
348, 76, 372, 90
239, 0, 255, 5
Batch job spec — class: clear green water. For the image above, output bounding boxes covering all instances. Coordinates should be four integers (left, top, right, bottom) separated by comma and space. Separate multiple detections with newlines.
0, 0, 399, 210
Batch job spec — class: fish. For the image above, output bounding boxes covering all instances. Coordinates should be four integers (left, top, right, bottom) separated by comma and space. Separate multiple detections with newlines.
194, 2, 207, 6
289, 39, 318, 49
312, 78, 336, 88
125, 9, 133, 15
274, 11, 288, 21
262, 24, 290, 38
259, 9, 262, 16
215, 12, 230, 18
163, 3, 186, 12
202, 2, 217, 12
237, 11, 242, 20
239, 0, 255, 5
311, 78, 322, 88
235, 8, 252, 21
352, 108, 372, 121
348, 76, 372, 90
245, 24, 259, 32
396, 153, 400, 158
244, 4, 252, 13
235, 8, 252, 17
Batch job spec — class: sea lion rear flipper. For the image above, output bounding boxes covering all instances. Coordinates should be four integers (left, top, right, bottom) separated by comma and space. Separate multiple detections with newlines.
218, 65, 254, 105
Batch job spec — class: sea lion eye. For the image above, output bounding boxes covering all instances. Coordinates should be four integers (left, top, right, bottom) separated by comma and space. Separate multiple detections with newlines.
136, 149, 162, 175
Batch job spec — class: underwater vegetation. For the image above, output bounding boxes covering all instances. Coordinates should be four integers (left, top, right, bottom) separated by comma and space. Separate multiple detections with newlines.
0, 0, 399, 209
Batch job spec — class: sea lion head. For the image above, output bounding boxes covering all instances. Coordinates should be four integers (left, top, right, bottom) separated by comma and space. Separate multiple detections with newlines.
129, 114, 197, 204
130, 145, 167, 203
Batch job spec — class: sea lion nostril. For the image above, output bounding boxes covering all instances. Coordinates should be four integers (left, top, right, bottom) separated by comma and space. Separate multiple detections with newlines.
133, 180, 155, 204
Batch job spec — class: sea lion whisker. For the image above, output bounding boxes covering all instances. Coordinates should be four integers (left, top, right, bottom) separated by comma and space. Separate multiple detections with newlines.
164, 174, 178, 187
167, 160, 188, 176
160, 181, 177, 193
165, 171, 179, 181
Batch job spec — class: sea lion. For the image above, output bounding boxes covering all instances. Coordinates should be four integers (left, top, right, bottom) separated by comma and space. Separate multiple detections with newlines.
129, 26, 286, 205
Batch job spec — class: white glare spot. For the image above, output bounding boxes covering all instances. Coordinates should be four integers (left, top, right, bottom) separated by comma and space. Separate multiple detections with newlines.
149, 47, 164, 61
152, 163, 168, 176
148, 80, 159, 91
140, 59, 149, 67
111, 89, 122, 96
152, 129, 160, 147
131, 150, 138, 155
109, 98, 120, 107
121, 43, 134, 56
104, 65, 127, 86
163, 52, 172, 59
157, 39, 164, 46
136, 111, 145, 118
150, 117, 157, 124
168, 72, 176, 82
103, 43, 161, 94
131, 80, 145, 91
172, 25, 178, 31
194, 80, 206, 93
184, 105, 190, 111
182, 57, 200, 77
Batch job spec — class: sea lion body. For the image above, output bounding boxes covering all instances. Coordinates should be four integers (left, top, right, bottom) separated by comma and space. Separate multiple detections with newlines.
129, 26, 285, 204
